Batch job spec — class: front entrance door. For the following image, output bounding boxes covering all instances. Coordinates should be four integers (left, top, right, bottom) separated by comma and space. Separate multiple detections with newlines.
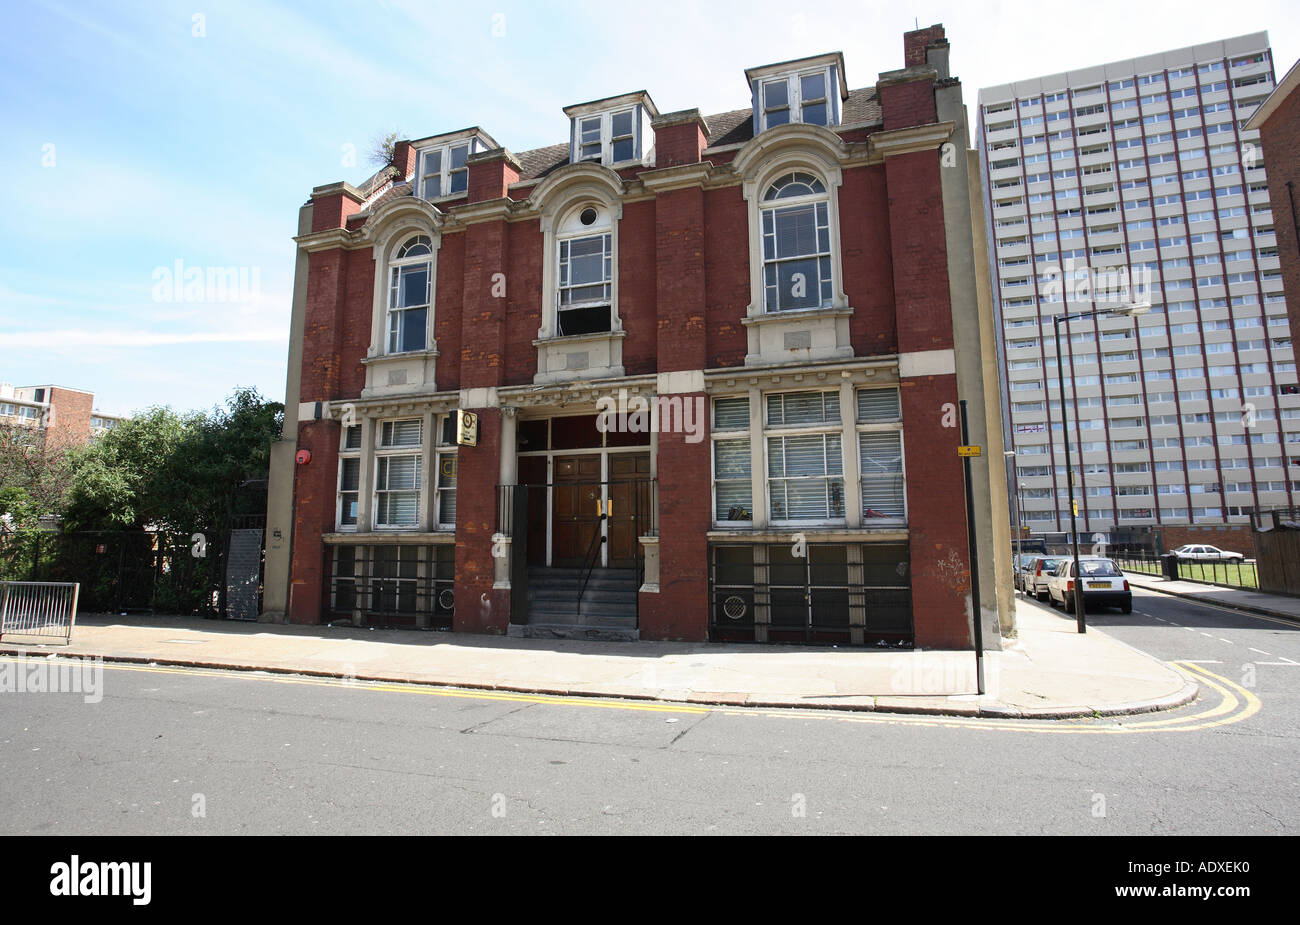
552, 455, 602, 567
608, 453, 651, 567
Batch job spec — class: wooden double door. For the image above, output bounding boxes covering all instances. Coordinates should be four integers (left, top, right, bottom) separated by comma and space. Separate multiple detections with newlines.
522, 452, 650, 568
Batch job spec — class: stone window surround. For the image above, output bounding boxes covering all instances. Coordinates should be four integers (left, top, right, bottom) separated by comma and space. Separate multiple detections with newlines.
531, 163, 627, 384
733, 124, 854, 367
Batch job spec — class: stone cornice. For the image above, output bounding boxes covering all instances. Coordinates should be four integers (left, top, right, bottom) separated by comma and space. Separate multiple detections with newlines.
636, 162, 715, 193
310, 180, 367, 203
875, 64, 939, 88
466, 146, 523, 172
705, 355, 899, 390
294, 227, 360, 252
867, 120, 955, 159
651, 108, 710, 133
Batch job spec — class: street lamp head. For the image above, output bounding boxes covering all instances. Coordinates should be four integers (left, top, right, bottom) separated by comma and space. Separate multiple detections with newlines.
1112, 301, 1151, 318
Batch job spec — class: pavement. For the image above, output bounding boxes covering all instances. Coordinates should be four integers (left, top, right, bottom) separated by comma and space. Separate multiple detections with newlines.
1124, 572, 1300, 622
0, 598, 1200, 720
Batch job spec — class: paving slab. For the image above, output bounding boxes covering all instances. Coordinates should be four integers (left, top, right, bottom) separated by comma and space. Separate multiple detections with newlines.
0, 599, 1195, 719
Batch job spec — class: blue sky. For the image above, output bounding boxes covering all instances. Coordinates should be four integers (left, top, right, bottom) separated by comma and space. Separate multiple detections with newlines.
1, 0, 1294, 417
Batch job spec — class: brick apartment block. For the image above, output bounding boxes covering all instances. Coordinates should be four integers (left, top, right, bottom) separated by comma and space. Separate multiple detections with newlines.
263, 25, 1015, 649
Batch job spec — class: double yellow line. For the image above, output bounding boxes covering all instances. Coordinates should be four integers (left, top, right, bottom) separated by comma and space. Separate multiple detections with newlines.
0, 656, 1259, 733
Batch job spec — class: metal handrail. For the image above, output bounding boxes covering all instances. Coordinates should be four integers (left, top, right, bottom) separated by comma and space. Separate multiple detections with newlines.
576, 507, 609, 612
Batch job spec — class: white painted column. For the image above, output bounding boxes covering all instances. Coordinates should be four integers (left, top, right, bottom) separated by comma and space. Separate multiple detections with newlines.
747, 386, 767, 528
840, 379, 861, 528
499, 406, 518, 486
357, 417, 376, 532
419, 410, 437, 531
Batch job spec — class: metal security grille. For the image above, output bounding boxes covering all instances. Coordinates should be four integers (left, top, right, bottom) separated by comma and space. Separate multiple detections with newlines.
328, 544, 454, 630
709, 542, 912, 646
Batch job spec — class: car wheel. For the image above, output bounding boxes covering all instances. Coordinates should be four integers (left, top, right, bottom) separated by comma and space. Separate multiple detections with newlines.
1037, 590, 1048, 602
1064, 595, 1075, 614
1121, 602, 1132, 614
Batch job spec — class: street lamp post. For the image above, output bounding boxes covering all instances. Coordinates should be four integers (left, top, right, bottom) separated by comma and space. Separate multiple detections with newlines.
1052, 301, 1149, 633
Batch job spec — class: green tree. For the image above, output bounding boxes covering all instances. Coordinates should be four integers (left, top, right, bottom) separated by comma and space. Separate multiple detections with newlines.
62, 388, 283, 534
0, 422, 76, 532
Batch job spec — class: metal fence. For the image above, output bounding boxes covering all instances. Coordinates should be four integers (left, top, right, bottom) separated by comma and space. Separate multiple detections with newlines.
0, 530, 245, 617
1114, 551, 1259, 590
0, 581, 80, 643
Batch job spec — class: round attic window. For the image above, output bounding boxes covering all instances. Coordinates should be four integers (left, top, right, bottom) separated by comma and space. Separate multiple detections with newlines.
579, 207, 598, 226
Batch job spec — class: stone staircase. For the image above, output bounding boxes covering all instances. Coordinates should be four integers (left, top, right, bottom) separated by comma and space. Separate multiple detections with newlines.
508, 566, 639, 641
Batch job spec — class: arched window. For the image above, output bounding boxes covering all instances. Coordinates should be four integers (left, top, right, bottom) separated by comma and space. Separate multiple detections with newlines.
387, 235, 432, 353
759, 171, 832, 312
555, 204, 613, 336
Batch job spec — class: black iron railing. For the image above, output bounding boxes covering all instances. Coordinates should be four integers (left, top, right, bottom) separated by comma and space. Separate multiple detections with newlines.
1113, 550, 1258, 591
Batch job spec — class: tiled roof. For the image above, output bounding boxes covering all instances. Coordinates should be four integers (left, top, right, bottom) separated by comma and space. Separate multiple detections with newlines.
842, 87, 882, 126
515, 143, 570, 182
366, 180, 413, 211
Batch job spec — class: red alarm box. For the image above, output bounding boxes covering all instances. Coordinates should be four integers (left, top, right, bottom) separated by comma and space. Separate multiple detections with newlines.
296, 449, 311, 465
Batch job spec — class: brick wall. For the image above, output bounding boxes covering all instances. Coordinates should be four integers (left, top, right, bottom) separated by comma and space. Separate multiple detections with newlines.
453, 408, 509, 633
640, 401, 711, 640
880, 79, 938, 132
840, 163, 898, 356
288, 417, 339, 623
655, 186, 708, 372
900, 374, 971, 648
619, 199, 659, 376
703, 187, 750, 368
903, 24, 946, 67
885, 150, 953, 354
1160, 524, 1256, 557
46, 387, 93, 449
1257, 84, 1300, 350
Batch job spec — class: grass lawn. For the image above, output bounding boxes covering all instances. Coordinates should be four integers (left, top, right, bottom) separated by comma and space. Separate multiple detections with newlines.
1117, 557, 1259, 589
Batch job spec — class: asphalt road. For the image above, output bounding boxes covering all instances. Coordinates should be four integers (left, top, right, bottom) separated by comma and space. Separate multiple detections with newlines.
0, 588, 1295, 835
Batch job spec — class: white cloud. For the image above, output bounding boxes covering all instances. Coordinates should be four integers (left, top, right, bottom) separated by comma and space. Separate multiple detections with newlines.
0, 328, 287, 348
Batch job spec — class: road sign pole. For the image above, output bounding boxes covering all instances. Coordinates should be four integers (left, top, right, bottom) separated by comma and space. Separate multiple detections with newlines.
959, 400, 985, 696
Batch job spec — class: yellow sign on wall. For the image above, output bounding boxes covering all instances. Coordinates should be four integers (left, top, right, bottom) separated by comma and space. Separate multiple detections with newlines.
456, 410, 478, 447
957, 445, 982, 457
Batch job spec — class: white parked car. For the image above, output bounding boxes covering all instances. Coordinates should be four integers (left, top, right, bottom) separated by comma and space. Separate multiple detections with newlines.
1172, 544, 1244, 562
1046, 556, 1133, 614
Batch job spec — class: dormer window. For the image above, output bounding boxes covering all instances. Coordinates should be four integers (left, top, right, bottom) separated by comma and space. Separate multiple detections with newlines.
761, 69, 832, 129
417, 143, 468, 198
748, 53, 846, 134
565, 92, 657, 167
575, 109, 638, 165
412, 131, 495, 200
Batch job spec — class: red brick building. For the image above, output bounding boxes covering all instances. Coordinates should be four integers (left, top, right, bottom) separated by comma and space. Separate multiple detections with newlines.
1247, 55, 1300, 381
264, 25, 1014, 649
